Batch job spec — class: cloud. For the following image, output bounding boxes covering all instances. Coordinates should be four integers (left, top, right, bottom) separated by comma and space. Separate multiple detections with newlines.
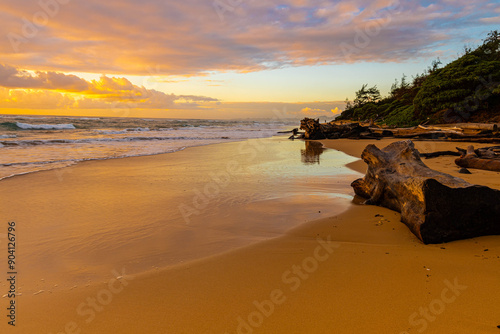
0, 86, 75, 109
300, 107, 332, 117
480, 16, 500, 23
209, 101, 346, 119
176, 95, 219, 102
0, 90, 346, 119
0, 0, 498, 76
0, 63, 89, 91
298, 106, 342, 117
0, 64, 218, 109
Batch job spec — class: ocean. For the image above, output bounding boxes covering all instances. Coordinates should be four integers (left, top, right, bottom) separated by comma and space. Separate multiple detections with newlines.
0, 114, 297, 180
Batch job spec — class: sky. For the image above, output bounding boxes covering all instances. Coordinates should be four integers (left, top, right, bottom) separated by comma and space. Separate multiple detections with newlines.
0, 0, 499, 119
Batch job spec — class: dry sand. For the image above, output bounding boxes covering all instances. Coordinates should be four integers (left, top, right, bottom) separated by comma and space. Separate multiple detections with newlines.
2, 138, 500, 334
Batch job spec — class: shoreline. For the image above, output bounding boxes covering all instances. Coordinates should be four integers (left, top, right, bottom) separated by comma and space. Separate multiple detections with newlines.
0, 134, 277, 182
0, 136, 359, 293
2, 137, 500, 333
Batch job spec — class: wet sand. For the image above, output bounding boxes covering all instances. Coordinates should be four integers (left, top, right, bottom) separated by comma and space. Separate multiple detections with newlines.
1, 137, 500, 333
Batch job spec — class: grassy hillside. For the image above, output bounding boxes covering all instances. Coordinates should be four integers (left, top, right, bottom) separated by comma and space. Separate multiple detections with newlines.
337, 31, 500, 127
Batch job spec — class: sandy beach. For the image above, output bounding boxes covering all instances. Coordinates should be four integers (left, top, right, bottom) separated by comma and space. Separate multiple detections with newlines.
2, 137, 500, 334
2, 1, 500, 333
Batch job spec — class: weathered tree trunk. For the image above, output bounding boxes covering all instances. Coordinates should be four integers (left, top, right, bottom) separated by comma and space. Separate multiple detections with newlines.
351, 140, 500, 244
449, 123, 498, 131
300, 118, 373, 140
455, 145, 500, 172
300, 118, 326, 139
418, 123, 499, 132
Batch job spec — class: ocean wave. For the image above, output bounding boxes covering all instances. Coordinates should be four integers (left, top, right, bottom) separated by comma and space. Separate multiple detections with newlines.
0, 134, 16, 138
16, 122, 76, 130
1, 159, 79, 167
127, 127, 150, 131
0, 161, 79, 181
0, 146, 187, 181
96, 127, 151, 134
0, 136, 231, 147
96, 130, 128, 135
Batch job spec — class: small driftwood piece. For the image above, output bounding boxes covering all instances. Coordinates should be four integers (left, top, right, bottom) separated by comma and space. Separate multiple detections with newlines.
278, 128, 298, 134
455, 146, 500, 172
352, 140, 500, 244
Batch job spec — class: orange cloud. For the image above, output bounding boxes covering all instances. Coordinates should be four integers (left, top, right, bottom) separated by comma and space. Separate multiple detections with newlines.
0, 87, 75, 109
300, 107, 331, 117
0, 64, 218, 110
0, 64, 89, 91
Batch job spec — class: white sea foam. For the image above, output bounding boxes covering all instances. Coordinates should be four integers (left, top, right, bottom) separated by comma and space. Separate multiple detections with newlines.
16, 122, 76, 130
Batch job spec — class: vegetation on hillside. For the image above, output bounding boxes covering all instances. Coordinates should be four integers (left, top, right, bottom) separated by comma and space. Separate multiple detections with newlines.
337, 31, 500, 127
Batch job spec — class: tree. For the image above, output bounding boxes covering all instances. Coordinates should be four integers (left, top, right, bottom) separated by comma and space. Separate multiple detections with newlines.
354, 84, 381, 107
427, 58, 442, 74
474, 30, 500, 60
345, 97, 353, 110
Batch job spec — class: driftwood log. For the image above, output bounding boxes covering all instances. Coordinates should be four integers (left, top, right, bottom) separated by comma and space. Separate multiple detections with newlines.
455, 145, 500, 172
449, 123, 498, 131
299, 118, 500, 142
352, 140, 500, 244
300, 118, 378, 140
418, 123, 498, 132
421, 146, 500, 160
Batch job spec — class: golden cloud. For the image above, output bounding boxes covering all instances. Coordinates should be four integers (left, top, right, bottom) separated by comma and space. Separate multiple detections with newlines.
0, 64, 218, 110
